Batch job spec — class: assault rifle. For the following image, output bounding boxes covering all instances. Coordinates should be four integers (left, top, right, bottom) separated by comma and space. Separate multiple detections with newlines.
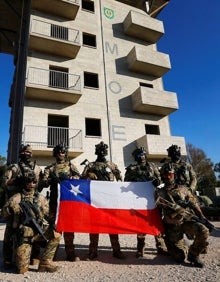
80, 159, 110, 181
19, 201, 47, 241
156, 197, 218, 233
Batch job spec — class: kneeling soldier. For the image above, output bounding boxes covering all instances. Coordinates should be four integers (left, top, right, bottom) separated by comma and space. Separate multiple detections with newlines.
1, 172, 61, 274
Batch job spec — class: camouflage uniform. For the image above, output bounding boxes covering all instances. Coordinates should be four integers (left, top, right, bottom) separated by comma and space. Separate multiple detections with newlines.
2, 144, 42, 268
1, 174, 61, 274
124, 147, 167, 258
42, 144, 80, 261
81, 141, 125, 260
162, 145, 197, 193
156, 164, 209, 268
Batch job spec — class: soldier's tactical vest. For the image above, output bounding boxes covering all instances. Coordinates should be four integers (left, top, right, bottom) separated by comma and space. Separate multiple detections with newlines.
92, 162, 112, 181
125, 163, 155, 182
172, 162, 189, 185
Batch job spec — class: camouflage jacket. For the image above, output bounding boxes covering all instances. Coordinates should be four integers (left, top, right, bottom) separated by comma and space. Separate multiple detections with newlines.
2, 190, 49, 237
124, 162, 160, 182
4, 161, 42, 197
156, 184, 202, 225
42, 160, 80, 215
81, 161, 122, 181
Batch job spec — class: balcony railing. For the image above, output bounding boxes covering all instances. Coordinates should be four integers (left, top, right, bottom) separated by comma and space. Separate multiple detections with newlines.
26, 67, 81, 103
27, 67, 80, 91
29, 19, 81, 58
22, 125, 83, 157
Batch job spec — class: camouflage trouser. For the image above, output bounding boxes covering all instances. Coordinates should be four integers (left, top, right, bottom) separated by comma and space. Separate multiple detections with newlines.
164, 220, 209, 262
16, 227, 61, 271
89, 233, 121, 254
3, 224, 13, 263
137, 234, 167, 253
63, 232, 75, 257
3, 223, 45, 264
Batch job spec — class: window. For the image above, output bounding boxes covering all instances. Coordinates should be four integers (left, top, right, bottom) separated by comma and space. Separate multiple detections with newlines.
85, 118, 101, 137
51, 24, 68, 41
82, 0, 95, 12
48, 115, 69, 147
139, 82, 153, 88
84, 72, 99, 88
145, 124, 160, 135
49, 66, 69, 89
83, 33, 96, 47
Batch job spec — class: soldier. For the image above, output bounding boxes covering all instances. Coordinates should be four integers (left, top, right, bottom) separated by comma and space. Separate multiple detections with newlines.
124, 147, 167, 258
1, 172, 61, 274
2, 144, 42, 268
41, 143, 81, 261
156, 163, 209, 268
163, 145, 197, 193
81, 141, 125, 260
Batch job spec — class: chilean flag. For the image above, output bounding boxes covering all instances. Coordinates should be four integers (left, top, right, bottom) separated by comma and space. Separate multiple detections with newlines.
56, 179, 163, 235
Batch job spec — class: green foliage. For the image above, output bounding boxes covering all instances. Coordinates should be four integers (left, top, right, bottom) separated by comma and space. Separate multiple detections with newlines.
186, 143, 216, 196
214, 162, 220, 179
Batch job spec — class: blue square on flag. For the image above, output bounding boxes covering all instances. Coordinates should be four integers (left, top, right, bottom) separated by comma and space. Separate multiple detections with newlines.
60, 179, 91, 204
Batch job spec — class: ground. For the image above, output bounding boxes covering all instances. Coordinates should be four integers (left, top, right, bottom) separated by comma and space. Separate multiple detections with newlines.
0, 221, 219, 282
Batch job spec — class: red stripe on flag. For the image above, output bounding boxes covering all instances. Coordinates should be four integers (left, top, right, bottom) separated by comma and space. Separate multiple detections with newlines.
56, 201, 164, 235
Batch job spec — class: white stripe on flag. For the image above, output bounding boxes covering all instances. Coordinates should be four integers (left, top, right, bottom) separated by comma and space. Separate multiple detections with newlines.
90, 181, 156, 210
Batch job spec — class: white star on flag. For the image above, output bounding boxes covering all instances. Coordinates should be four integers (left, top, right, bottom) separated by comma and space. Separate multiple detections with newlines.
70, 184, 83, 196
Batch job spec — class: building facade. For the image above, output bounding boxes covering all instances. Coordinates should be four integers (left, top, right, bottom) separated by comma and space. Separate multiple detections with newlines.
0, 0, 186, 174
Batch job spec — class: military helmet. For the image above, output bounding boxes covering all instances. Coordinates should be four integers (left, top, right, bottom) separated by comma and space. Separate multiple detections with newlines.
132, 147, 146, 162
53, 143, 68, 157
160, 163, 175, 184
167, 144, 181, 161
25, 171, 37, 184
19, 144, 33, 155
95, 141, 108, 156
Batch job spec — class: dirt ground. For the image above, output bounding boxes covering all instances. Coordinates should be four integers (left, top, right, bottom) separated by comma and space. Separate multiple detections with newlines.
0, 221, 219, 282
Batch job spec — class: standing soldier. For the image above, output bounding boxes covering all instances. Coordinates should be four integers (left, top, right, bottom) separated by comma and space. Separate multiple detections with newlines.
164, 145, 197, 193
2, 144, 42, 269
81, 141, 125, 260
1, 172, 61, 274
156, 163, 209, 268
41, 143, 81, 261
124, 147, 167, 258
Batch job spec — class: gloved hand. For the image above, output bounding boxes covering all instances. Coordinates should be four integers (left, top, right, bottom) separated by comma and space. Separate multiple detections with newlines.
152, 178, 160, 187
58, 172, 69, 182
12, 204, 22, 214
13, 176, 24, 186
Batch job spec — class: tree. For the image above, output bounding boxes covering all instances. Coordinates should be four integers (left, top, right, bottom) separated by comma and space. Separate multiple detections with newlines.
186, 143, 216, 197
214, 162, 220, 179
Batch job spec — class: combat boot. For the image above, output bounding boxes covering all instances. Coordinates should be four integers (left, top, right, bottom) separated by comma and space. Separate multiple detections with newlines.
17, 267, 29, 274
65, 247, 80, 262
113, 250, 126, 259
86, 251, 98, 261
187, 253, 204, 268
38, 259, 60, 272
136, 237, 145, 258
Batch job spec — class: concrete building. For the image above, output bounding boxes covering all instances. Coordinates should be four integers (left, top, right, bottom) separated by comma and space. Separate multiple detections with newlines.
0, 0, 186, 174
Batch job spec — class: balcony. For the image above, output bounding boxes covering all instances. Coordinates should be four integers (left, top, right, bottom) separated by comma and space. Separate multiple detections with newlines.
132, 87, 178, 116
32, 0, 80, 20
22, 125, 83, 158
26, 67, 81, 104
29, 19, 81, 58
127, 46, 171, 77
136, 135, 186, 159
123, 11, 164, 43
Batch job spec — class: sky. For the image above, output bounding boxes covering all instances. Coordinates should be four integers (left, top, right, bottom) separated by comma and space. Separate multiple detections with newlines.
0, 0, 220, 164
